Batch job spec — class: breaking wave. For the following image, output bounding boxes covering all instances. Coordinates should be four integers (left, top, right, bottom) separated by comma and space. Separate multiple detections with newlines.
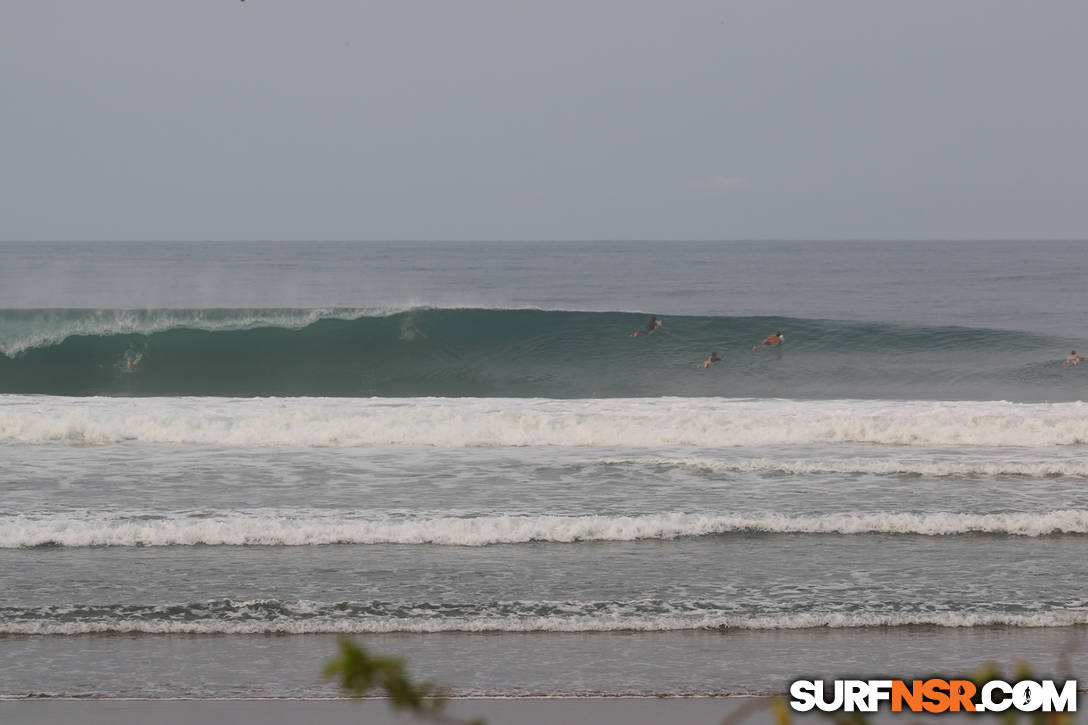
4, 509, 1087, 548
0, 308, 1070, 398
5, 599, 1087, 634
3, 396, 1087, 448
604, 456, 1088, 478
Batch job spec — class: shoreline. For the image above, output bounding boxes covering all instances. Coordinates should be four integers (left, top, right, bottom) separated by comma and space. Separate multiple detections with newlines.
3, 627, 1082, 699
0, 696, 811, 725
0, 695, 1009, 725
0, 693, 773, 701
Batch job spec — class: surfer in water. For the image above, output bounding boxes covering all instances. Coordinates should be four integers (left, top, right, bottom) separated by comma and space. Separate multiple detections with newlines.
753, 331, 784, 350
1064, 351, 1085, 366
698, 352, 722, 369
630, 315, 662, 337
120, 351, 143, 373
399, 320, 428, 341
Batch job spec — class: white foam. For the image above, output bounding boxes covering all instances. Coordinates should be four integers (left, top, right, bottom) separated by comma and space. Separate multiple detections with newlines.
0, 308, 407, 356
5, 610, 1086, 635
607, 456, 1088, 478
3, 509, 1086, 548
2, 396, 1087, 448
0, 305, 621, 356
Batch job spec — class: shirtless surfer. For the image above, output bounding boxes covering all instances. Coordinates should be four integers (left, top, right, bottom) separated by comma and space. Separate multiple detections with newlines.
753, 331, 784, 350
121, 352, 143, 372
1065, 351, 1085, 366
630, 315, 662, 337
698, 352, 722, 368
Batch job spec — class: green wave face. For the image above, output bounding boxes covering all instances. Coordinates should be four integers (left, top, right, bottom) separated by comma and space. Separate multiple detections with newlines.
0, 308, 1073, 399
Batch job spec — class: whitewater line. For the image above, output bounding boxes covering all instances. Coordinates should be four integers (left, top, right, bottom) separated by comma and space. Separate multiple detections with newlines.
5, 610, 1087, 634
4, 510, 1087, 547
2, 397, 1088, 448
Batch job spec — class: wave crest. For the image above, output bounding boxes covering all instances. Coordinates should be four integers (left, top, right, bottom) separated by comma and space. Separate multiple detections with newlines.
4, 509, 1087, 548
0, 307, 399, 357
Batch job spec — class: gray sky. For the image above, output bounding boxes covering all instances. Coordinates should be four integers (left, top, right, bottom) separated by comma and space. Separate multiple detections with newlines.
3, 1, 1087, 241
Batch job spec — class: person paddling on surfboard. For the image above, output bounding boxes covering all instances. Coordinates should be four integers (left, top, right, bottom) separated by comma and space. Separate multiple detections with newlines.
630, 315, 662, 337
1064, 350, 1085, 366
753, 331, 784, 350
698, 352, 722, 368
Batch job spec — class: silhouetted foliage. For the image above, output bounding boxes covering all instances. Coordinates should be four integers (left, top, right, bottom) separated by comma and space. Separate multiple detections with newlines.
324, 637, 484, 725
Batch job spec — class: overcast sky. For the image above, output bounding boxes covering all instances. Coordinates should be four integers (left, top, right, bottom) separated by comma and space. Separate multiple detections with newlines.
3, 1, 1087, 241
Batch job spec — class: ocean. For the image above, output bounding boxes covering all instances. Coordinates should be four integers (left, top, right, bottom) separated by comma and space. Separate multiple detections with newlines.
1, 240, 1086, 698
